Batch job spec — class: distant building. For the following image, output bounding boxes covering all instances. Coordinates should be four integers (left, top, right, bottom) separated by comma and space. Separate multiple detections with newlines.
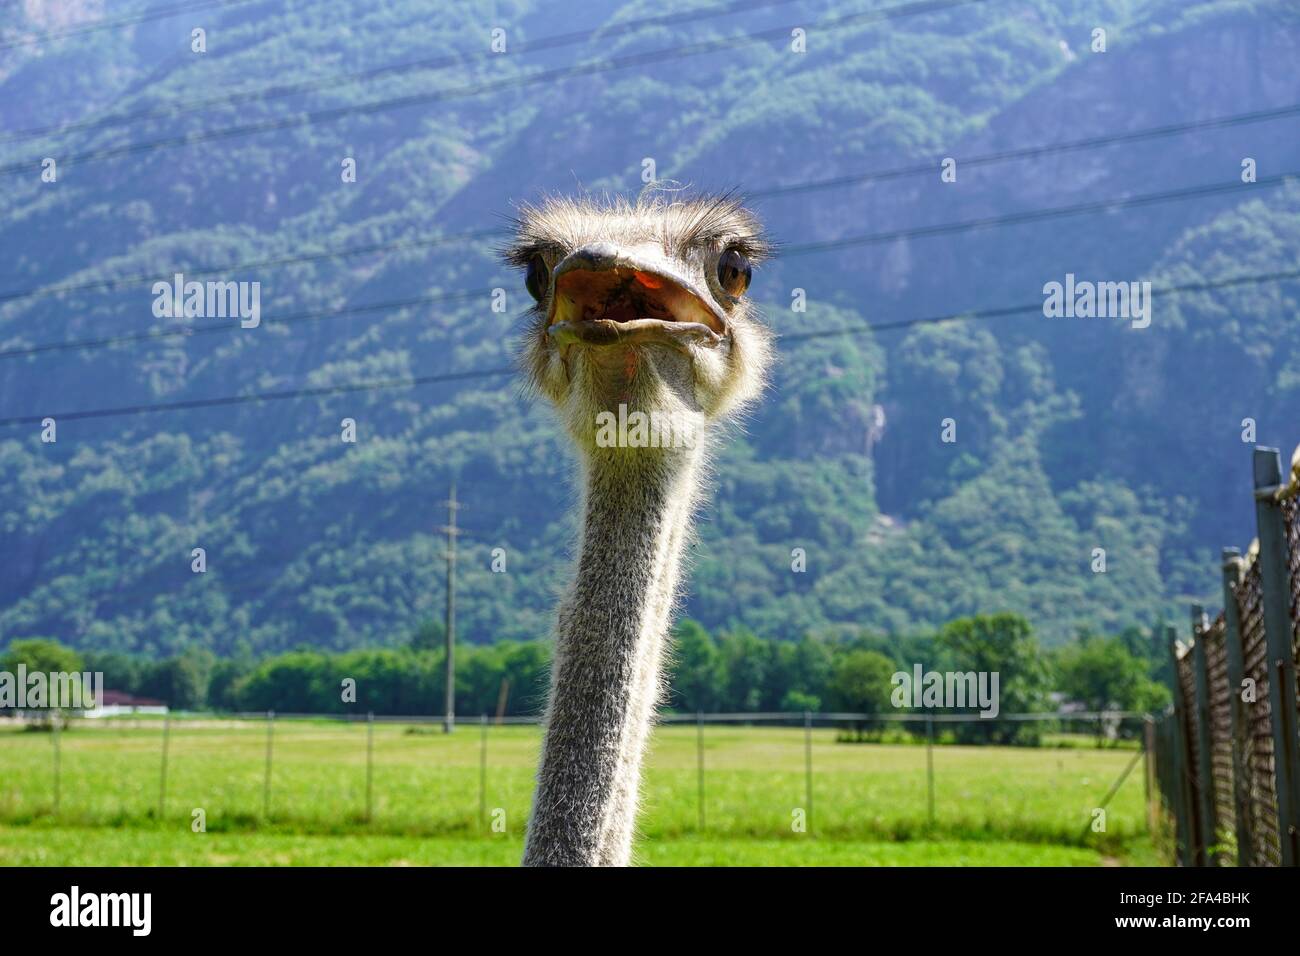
83, 689, 169, 718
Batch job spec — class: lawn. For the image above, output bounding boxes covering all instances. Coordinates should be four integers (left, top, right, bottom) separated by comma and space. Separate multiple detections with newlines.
0, 718, 1160, 866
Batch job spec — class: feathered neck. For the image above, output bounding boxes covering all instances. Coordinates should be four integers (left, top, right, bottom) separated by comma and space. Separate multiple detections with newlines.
523, 439, 705, 866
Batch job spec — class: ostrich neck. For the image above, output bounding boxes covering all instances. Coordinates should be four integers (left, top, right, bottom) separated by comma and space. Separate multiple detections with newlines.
523, 441, 704, 866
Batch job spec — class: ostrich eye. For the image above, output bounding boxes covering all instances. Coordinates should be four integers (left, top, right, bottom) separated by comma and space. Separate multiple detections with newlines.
717, 248, 751, 297
525, 254, 549, 301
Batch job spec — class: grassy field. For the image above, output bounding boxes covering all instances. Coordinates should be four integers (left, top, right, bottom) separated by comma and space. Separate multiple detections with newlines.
0, 718, 1162, 866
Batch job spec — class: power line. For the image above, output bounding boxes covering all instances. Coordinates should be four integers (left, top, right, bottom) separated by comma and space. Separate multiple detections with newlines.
0, 0, 815, 144
1, 172, 1290, 363
0, 0, 263, 52
749, 103, 1300, 200
2, 160, 1290, 312
0, 365, 516, 426
0, 227, 502, 305
777, 267, 1300, 342
0, 289, 482, 359
3, 266, 1294, 429
780, 173, 1297, 256
0, 0, 989, 177
8, 265, 1296, 609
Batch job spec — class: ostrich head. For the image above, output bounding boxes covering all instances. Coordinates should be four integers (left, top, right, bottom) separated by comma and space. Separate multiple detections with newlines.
506, 193, 774, 453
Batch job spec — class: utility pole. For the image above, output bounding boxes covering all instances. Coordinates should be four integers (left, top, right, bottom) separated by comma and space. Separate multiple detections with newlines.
441, 484, 460, 733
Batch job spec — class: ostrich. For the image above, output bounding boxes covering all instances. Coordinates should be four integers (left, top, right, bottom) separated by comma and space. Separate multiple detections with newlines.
505, 192, 773, 866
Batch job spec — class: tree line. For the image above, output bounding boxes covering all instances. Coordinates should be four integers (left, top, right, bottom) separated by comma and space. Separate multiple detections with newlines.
3, 612, 1172, 741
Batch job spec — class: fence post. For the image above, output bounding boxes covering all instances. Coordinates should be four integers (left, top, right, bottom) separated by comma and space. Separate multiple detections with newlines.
926, 716, 936, 829
1190, 604, 1219, 863
1220, 547, 1254, 865
1252, 447, 1300, 865
696, 711, 705, 833
1166, 625, 1199, 865
365, 712, 374, 824
52, 715, 61, 817
479, 713, 487, 832
263, 710, 274, 821
157, 712, 172, 821
1143, 716, 1155, 833
803, 710, 813, 835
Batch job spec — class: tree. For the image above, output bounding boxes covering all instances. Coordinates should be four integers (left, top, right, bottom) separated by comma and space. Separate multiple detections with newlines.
207, 657, 252, 711
82, 649, 143, 696
936, 613, 1052, 745
1055, 634, 1170, 741
716, 627, 769, 712
827, 649, 896, 715
1, 638, 83, 675
1056, 635, 1144, 710
409, 618, 447, 652
139, 648, 212, 710
1, 638, 86, 723
827, 648, 896, 739
233, 650, 332, 713
780, 689, 822, 712
766, 637, 833, 714
668, 620, 723, 712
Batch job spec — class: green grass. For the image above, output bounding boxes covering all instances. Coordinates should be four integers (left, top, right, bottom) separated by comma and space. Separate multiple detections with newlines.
0, 719, 1161, 866
0, 825, 1117, 866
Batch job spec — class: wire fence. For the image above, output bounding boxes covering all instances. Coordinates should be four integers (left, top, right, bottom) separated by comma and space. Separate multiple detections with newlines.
1, 708, 1153, 847
1153, 444, 1300, 866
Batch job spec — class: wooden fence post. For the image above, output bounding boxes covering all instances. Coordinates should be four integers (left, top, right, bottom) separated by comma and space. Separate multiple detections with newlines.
1252, 447, 1300, 865
1220, 547, 1254, 865
1190, 604, 1219, 863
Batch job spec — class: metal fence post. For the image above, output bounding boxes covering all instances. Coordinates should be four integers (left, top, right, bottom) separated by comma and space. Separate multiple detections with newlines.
479, 713, 487, 832
1143, 716, 1155, 833
696, 711, 705, 832
1166, 625, 1199, 865
1253, 447, 1300, 865
1191, 604, 1219, 863
1221, 547, 1254, 865
52, 715, 61, 816
926, 716, 936, 828
803, 710, 813, 835
263, 710, 274, 821
365, 712, 374, 824
158, 712, 171, 821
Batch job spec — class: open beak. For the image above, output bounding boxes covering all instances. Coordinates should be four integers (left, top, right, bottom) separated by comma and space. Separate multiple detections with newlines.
545, 243, 727, 350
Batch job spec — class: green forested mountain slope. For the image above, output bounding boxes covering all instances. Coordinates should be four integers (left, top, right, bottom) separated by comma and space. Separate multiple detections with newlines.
0, 0, 1296, 655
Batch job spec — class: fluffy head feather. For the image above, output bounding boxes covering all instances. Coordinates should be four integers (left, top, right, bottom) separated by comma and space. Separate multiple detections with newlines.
504, 191, 774, 455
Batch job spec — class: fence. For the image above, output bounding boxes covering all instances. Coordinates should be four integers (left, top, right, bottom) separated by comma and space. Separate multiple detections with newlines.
3, 709, 1152, 848
1153, 444, 1300, 866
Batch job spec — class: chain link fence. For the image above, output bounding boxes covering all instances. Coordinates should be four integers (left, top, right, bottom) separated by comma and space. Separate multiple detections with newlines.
1154, 444, 1300, 866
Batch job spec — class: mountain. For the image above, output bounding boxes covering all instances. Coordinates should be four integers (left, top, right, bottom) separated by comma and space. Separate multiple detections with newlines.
1, 0, 1297, 654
